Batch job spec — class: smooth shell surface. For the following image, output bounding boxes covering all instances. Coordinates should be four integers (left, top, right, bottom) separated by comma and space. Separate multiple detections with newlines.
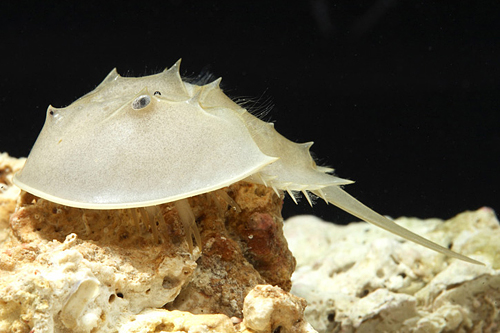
13, 61, 348, 209
13, 60, 482, 265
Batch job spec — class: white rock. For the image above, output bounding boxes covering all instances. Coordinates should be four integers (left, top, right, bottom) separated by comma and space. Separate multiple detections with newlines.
241, 285, 318, 333
284, 208, 500, 332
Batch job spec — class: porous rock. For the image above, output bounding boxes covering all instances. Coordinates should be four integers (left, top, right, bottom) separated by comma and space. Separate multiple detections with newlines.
0, 153, 302, 333
240, 284, 317, 333
166, 182, 296, 316
0, 153, 25, 243
285, 208, 500, 332
120, 285, 317, 333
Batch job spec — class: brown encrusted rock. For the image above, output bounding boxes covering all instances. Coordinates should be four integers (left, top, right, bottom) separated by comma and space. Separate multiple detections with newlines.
0, 154, 297, 332
227, 184, 296, 290
168, 182, 296, 316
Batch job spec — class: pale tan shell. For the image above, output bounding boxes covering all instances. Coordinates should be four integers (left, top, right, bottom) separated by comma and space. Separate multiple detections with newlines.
13, 60, 482, 265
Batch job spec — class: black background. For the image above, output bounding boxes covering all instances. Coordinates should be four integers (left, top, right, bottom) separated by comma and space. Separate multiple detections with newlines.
1, 1, 498, 224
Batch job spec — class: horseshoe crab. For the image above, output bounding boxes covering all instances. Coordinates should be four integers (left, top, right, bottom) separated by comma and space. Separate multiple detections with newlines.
13, 60, 482, 265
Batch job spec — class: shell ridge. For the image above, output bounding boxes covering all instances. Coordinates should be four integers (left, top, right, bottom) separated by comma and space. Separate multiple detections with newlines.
160, 59, 190, 100
201, 77, 222, 90
75, 68, 122, 103
99, 88, 153, 124
239, 110, 353, 191
187, 89, 202, 106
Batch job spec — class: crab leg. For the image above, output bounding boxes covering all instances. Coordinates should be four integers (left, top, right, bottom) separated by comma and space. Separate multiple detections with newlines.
312, 186, 484, 265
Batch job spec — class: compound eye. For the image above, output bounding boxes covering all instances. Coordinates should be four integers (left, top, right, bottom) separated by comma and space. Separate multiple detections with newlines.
132, 95, 151, 110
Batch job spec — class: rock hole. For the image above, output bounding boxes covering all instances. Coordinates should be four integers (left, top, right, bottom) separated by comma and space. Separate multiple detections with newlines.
156, 323, 175, 331
327, 311, 336, 322
162, 276, 178, 289
116, 292, 124, 298
358, 288, 370, 298
108, 294, 116, 303
273, 326, 282, 333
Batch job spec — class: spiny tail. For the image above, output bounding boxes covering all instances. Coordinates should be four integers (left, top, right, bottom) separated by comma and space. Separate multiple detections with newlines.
312, 186, 484, 265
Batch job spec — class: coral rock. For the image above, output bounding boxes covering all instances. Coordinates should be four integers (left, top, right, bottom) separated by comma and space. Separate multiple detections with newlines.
285, 208, 500, 332
0, 153, 25, 243
0, 154, 300, 332
167, 182, 296, 317
240, 285, 317, 333
120, 309, 236, 333
120, 285, 317, 333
